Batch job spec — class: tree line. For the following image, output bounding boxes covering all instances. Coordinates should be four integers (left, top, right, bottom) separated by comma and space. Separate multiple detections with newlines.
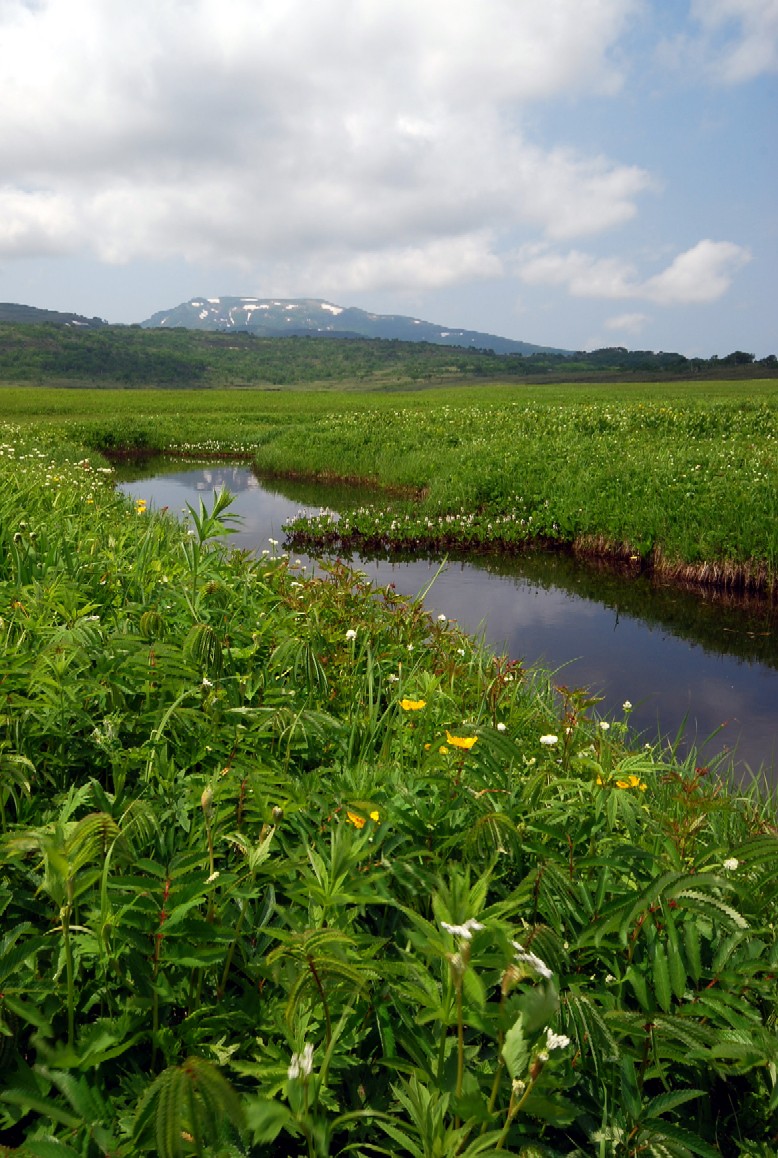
0, 322, 774, 388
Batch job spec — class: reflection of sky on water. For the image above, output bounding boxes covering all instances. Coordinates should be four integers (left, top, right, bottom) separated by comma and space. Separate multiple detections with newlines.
118, 465, 778, 785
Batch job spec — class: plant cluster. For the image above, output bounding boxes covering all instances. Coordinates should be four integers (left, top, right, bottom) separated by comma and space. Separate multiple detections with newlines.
269, 395, 778, 590
0, 424, 777, 1155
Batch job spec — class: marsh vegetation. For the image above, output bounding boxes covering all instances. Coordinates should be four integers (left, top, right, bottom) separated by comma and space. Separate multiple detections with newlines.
1, 380, 777, 1154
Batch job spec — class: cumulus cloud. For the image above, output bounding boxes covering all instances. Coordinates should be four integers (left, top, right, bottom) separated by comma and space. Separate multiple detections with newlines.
517, 239, 751, 305
641, 240, 752, 304
0, 0, 648, 280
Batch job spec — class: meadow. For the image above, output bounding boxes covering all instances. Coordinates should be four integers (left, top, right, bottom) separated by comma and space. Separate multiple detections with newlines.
4, 378, 778, 589
1, 384, 778, 1154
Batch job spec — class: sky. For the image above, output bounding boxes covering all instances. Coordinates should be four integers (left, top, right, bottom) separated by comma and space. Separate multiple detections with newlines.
0, 0, 775, 357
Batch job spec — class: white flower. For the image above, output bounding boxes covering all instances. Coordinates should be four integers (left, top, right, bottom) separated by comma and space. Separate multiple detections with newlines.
345, 628, 357, 641
723, 857, 739, 872
512, 942, 554, 980
622, 700, 632, 711
201, 677, 213, 689
441, 918, 484, 942
539, 734, 558, 746
206, 870, 220, 884
288, 1041, 314, 1080
268, 537, 278, 546
545, 1027, 570, 1051
496, 722, 507, 732
599, 721, 610, 731
437, 614, 447, 622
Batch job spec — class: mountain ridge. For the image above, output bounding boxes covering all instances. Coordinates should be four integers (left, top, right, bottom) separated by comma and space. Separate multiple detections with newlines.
0, 302, 106, 328
140, 296, 568, 355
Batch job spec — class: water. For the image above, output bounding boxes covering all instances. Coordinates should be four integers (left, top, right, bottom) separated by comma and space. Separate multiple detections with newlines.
116, 459, 778, 785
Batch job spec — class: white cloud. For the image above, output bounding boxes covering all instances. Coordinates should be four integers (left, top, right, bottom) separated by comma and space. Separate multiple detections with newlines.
0, 187, 77, 256
516, 247, 638, 298
517, 240, 751, 306
661, 0, 778, 82
604, 312, 650, 334
641, 240, 752, 304
0, 0, 649, 283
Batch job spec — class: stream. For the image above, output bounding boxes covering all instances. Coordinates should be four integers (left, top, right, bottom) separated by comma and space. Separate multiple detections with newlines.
116, 459, 778, 787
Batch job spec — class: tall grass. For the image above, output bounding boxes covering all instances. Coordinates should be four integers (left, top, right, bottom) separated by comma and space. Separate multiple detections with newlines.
3, 380, 776, 584
1, 420, 777, 1154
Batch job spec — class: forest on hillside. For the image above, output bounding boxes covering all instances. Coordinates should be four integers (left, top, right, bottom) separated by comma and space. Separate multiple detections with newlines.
0, 321, 774, 388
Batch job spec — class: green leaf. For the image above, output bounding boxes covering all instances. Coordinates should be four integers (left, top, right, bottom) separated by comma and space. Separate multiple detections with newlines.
664, 913, 687, 1001
645, 1120, 722, 1157
502, 1013, 530, 1081
644, 1088, 706, 1119
653, 942, 672, 1013
619, 1057, 642, 1122
244, 1096, 299, 1144
684, 920, 702, 984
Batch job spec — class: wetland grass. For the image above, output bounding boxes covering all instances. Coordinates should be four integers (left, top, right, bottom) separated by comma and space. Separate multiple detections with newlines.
1, 390, 777, 1153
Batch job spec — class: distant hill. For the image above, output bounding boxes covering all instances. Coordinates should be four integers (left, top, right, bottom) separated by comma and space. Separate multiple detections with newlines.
0, 302, 106, 328
141, 296, 568, 356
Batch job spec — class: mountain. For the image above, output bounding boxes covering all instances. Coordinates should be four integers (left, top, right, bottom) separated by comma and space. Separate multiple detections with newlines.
141, 296, 567, 355
0, 302, 106, 327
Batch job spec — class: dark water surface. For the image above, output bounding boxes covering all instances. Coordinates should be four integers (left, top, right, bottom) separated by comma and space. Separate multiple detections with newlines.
116, 460, 778, 786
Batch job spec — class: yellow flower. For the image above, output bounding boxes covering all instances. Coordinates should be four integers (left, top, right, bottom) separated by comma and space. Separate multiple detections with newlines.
446, 730, 477, 750
615, 774, 647, 791
439, 745, 450, 755
400, 698, 426, 711
346, 809, 380, 829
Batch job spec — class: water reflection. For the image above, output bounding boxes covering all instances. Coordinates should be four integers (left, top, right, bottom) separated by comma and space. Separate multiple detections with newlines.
115, 459, 778, 785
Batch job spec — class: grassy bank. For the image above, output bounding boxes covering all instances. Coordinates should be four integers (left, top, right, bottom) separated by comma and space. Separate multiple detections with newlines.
1, 422, 778, 1154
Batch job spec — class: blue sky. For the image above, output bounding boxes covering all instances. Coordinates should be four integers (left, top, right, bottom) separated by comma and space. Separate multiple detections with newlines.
0, 0, 775, 356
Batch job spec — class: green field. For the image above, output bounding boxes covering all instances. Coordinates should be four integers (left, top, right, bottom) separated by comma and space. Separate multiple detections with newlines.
1, 387, 778, 1154
4, 378, 778, 589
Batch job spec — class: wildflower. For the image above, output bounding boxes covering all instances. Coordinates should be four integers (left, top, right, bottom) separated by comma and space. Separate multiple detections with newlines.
201, 676, 213, 689
615, 774, 647, 791
441, 918, 484, 941
446, 730, 477, 750
496, 721, 507, 732
512, 942, 554, 980
288, 1042, 314, 1080
599, 721, 610, 731
439, 745, 450, 755
539, 734, 558, 746
723, 857, 739, 872
206, 870, 220, 884
345, 628, 357, 640
544, 1027, 571, 1051
346, 809, 379, 829
400, 698, 426, 711
437, 614, 447, 622
622, 700, 633, 711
